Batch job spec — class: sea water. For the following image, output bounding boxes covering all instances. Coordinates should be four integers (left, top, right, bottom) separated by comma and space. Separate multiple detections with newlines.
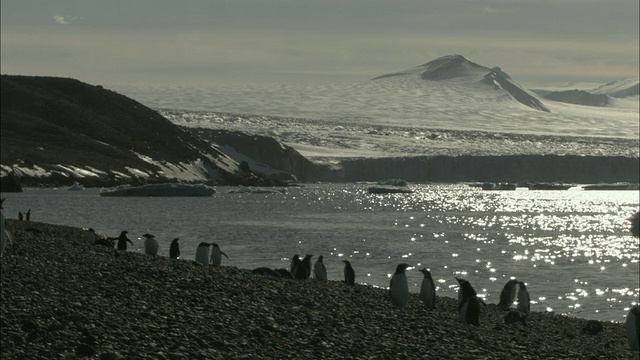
2, 183, 638, 322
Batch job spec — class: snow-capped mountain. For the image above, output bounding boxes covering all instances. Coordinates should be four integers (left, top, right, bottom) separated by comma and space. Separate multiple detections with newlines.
531, 76, 639, 107
374, 55, 550, 112
112, 54, 637, 144
589, 77, 639, 98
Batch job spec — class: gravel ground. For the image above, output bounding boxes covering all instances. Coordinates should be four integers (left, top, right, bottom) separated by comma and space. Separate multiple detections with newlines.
1, 220, 637, 359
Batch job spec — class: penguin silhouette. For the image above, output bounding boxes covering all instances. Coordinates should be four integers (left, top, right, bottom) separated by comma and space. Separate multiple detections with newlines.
419, 268, 436, 309
195, 242, 211, 266
116, 231, 133, 251
25, 209, 30, 221
87, 228, 97, 245
274, 268, 294, 279
389, 263, 410, 308
497, 279, 519, 311
209, 243, 228, 266
298, 254, 313, 279
313, 255, 327, 282
626, 305, 639, 351
169, 238, 180, 259
456, 277, 480, 326
18, 211, 23, 221
517, 281, 530, 316
343, 260, 355, 286
142, 233, 159, 257
252, 267, 281, 277
290, 254, 301, 278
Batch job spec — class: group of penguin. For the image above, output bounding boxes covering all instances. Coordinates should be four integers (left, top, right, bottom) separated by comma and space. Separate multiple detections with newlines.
87, 229, 228, 266
82, 226, 637, 352
388, 263, 529, 327
255, 256, 638, 351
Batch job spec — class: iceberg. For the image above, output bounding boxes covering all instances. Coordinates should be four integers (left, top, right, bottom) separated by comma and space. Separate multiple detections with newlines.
99, 183, 216, 197
68, 181, 85, 191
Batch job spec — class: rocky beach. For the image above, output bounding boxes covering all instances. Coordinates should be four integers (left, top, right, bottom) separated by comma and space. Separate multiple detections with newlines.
1, 220, 637, 359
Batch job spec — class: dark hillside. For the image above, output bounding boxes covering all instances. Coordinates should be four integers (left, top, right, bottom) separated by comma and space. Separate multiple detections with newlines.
2, 75, 211, 165
0, 75, 245, 187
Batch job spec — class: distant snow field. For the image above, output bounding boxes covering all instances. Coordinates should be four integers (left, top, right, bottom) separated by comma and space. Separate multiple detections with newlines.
111, 55, 639, 163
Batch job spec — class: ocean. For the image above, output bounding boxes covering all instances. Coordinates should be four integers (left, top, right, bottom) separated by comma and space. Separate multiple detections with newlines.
2, 183, 638, 323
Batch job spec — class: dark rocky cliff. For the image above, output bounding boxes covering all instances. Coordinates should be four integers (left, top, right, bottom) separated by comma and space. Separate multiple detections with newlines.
183, 128, 334, 182
337, 155, 639, 184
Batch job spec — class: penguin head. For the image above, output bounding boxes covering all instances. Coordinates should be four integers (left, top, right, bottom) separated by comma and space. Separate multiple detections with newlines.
292, 254, 300, 261
518, 281, 527, 289
458, 279, 477, 297
198, 242, 211, 248
142, 233, 154, 239
318, 255, 324, 262
394, 263, 411, 274
88, 228, 95, 232
419, 268, 431, 276
303, 254, 313, 261
172, 238, 179, 243
342, 260, 351, 266
120, 230, 128, 236
211, 243, 220, 248
455, 277, 468, 285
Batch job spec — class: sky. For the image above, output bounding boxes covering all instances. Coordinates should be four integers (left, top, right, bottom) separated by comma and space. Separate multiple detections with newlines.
1, 0, 638, 89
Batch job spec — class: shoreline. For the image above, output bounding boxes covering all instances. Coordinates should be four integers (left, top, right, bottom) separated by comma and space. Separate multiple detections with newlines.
1, 220, 637, 358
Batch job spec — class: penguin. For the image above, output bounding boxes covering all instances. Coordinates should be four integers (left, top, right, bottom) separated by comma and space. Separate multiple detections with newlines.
290, 254, 301, 278
497, 279, 519, 311
313, 255, 327, 282
517, 281, 530, 316
630, 211, 639, 238
455, 277, 469, 308
26, 209, 31, 221
343, 260, 355, 286
87, 228, 97, 245
252, 267, 281, 277
209, 243, 228, 266
18, 211, 23, 221
195, 242, 211, 266
626, 305, 639, 351
274, 268, 294, 279
142, 233, 159, 257
93, 237, 114, 248
581, 320, 604, 336
456, 277, 480, 326
116, 231, 133, 251
419, 268, 436, 309
298, 254, 313, 279
169, 238, 180, 259
389, 263, 411, 308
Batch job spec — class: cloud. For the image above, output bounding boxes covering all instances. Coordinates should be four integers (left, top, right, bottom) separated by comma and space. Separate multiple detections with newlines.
53, 15, 79, 25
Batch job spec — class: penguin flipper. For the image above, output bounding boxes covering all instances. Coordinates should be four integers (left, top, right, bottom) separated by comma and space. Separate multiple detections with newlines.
222, 251, 229, 259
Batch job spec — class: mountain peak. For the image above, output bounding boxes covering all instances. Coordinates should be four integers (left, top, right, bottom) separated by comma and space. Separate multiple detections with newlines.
416, 55, 490, 80
373, 55, 491, 81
